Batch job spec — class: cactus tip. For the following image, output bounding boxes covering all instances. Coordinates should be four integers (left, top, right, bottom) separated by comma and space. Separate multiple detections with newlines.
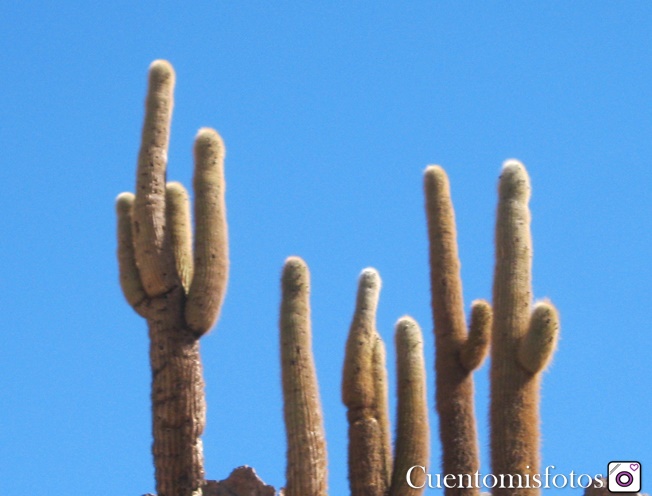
531, 298, 558, 322
166, 181, 187, 194
423, 164, 448, 186
395, 315, 421, 344
499, 159, 530, 200
282, 256, 309, 290
196, 127, 223, 145
424, 164, 444, 176
395, 314, 418, 331
359, 267, 381, 291
149, 59, 175, 77
116, 192, 135, 211
116, 191, 134, 203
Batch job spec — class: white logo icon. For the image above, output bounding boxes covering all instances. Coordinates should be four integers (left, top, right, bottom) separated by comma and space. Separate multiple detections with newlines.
608, 461, 641, 493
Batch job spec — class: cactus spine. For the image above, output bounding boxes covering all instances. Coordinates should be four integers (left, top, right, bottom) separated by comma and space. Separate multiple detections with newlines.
490, 160, 559, 496
424, 165, 492, 495
116, 60, 228, 496
280, 257, 328, 496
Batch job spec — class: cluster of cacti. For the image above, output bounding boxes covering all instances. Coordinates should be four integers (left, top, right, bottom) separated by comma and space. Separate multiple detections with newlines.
279, 258, 430, 496
117, 61, 643, 496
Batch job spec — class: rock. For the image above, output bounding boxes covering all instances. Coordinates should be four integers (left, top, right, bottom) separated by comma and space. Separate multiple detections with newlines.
203, 466, 277, 496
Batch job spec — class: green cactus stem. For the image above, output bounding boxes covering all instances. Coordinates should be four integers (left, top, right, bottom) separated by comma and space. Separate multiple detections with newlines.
490, 160, 559, 496
116, 60, 228, 496
424, 165, 492, 496
279, 257, 328, 496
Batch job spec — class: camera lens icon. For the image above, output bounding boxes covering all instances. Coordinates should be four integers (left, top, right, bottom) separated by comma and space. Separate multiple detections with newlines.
608, 461, 642, 493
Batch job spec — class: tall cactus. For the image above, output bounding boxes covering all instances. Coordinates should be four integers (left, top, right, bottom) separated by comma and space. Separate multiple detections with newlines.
424, 165, 492, 496
117, 60, 228, 496
279, 257, 328, 496
490, 160, 559, 496
390, 316, 430, 496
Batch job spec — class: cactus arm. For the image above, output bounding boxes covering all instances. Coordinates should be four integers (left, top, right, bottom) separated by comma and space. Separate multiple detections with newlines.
518, 301, 559, 374
424, 165, 483, 494
132, 60, 179, 297
279, 257, 328, 496
342, 268, 389, 496
342, 268, 382, 409
185, 128, 229, 336
116, 192, 149, 315
165, 182, 194, 292
459, 299, 492, 371
389, 316, 429, 496
372, 334, 393, 489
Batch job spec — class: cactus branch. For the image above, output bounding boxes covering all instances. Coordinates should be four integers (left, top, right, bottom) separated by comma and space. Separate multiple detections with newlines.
372, 334, 393, 490
460, 299, 492, 372
165, 182, 194, 291
116, 192, 148, 315
518, 301, 559, 374
132, 60, 179, 297
185, 127, 229, 336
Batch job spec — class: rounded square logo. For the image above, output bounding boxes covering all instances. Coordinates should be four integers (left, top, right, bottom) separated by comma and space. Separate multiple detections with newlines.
608, 461, 642, 493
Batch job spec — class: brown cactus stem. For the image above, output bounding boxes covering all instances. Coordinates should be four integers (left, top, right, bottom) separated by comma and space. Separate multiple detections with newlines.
490, 160, 558, 496
389, 316, 429, 496
342, 268, 390, 496
280, 257, 328, 496
424, 165, 489, 496
147, 291, 206, 496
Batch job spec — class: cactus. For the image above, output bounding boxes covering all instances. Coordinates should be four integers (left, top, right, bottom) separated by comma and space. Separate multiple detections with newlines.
490, 161, 559, 496
390, 316, 430, 496
342, 269, 430, 496
117, 60, 228, 496
342, 269, 391, 496
280, 257, 328, 496
424, 166, 492, 495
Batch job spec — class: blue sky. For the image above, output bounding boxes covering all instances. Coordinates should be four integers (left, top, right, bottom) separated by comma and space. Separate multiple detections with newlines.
0, 2, 650, 495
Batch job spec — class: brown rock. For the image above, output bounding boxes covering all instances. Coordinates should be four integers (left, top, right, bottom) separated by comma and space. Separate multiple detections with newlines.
203, 466, 277, 496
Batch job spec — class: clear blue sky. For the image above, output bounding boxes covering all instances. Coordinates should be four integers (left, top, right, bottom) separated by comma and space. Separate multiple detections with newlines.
0, 2, 650, 495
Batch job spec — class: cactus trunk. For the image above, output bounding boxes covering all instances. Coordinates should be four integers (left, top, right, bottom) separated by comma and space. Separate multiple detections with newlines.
148, 296, 206, 495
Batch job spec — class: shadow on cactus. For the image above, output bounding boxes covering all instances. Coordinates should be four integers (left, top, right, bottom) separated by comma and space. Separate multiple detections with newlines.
116, 61, 643, 496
